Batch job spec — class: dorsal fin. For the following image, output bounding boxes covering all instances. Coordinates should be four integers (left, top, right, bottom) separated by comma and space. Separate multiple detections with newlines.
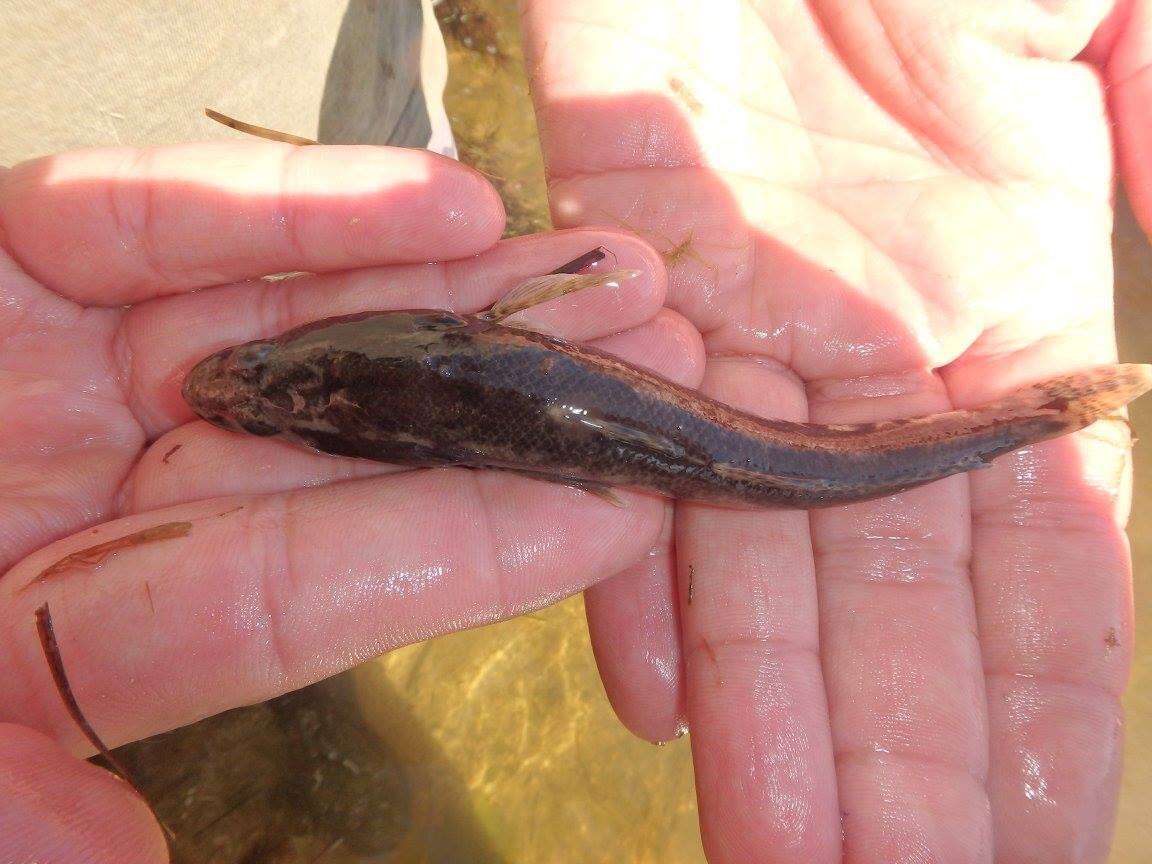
480, 270, 640, 324
709, 459, 836, 492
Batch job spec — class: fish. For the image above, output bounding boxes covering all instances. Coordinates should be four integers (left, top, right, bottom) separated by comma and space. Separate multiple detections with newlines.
182, 251, 1152, 508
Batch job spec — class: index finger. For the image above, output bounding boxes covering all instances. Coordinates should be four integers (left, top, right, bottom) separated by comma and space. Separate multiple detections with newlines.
4, 469, 664, 753
0, 141, 505, 305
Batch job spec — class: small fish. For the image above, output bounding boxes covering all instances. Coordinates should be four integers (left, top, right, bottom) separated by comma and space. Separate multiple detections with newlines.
182, 254, 1152, 508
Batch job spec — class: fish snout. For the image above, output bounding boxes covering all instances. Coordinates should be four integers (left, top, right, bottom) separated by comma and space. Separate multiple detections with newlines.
182, 346, 274, 433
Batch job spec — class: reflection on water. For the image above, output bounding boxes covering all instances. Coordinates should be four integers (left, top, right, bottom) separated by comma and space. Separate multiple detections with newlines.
122, 604, 700, 863
122, 678, 449, 863
352, 599, 701, 864
432, 0, 550, 238
112, 0, 1150, 861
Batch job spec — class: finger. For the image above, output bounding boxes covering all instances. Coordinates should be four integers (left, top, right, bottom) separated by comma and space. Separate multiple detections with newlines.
121, 425, 391, 513
585, 504, 685, 743
0, 141, 505, 305
3, 468, 664, 752
1101, 0, 1152, 234
119, 228, 665, 435
581, 309, 705, 743
121, 308, 704, 747
0, 722, 167, 864
945, 329, 1131, 864
121, 307, 702, 749
676, 357, 840, 864
122, 305, 695, 514
807, 369, 991, 864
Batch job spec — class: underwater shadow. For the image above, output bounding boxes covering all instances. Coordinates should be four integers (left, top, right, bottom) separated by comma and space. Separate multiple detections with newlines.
118, 673, 506, 864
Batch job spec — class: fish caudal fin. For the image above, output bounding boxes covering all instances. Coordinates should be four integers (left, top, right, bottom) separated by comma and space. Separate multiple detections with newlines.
754, 363, 1152, 506
976, 363, 1152, 435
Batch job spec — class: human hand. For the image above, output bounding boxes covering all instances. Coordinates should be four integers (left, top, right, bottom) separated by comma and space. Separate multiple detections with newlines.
521, 1, 1149, 860
0, 141, 698, 859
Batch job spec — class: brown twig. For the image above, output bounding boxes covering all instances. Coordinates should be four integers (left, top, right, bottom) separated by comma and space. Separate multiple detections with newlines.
205, 108, 317, 146
35, 604, 126, 771
669, 76, 704, 114
308, 837, 345, 864
24, 521, 193, 591
35, 604, 175, 840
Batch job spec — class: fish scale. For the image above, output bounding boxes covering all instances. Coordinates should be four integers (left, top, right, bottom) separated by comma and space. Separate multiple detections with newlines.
182, 274, 1152, 509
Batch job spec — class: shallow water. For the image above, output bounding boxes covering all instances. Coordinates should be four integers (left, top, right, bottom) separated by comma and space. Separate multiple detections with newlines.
113, 1, 1151, 861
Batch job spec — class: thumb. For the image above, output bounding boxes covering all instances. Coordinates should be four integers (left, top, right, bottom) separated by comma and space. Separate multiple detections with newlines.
1095, 0, 1152, 232
0, 722, 167, 863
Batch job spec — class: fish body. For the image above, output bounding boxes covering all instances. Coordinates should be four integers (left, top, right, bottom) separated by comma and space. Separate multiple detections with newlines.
182, 308, 1152, 508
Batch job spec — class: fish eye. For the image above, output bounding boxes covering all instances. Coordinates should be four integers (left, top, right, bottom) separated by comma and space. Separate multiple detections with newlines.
227, 343, 274, 378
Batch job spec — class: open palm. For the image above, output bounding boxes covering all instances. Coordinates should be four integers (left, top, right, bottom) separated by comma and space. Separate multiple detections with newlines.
0, 143, 701, 858
522, 1, 1152, 860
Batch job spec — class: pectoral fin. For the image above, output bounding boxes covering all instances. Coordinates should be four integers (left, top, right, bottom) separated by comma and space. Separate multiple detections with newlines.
504, 468, 626, 507
548, 406, 688, 461
709, 460, 834, 492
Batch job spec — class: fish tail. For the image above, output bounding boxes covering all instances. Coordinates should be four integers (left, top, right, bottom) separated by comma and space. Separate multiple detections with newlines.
970, 363, 1152, 437
736, 363, 1152, 506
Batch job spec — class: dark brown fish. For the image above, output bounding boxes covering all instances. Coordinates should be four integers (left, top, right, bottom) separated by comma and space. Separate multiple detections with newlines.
182, 263, 1152, 508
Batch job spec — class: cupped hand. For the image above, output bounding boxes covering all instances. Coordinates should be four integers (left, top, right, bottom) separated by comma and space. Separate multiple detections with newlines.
0, 142, 702, 859
522, 1, 1152, 860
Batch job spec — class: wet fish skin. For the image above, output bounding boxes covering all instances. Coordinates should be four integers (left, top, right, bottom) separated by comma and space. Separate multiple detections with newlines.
182, 309, 1152, 508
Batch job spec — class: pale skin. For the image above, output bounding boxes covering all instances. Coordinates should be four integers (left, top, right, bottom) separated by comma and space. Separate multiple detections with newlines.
0, 2, 1150, 863
522, 0, 1152, 862
0, 146, 694, 858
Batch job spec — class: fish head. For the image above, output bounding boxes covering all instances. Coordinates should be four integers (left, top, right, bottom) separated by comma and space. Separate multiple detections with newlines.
181, 340, 286, 436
